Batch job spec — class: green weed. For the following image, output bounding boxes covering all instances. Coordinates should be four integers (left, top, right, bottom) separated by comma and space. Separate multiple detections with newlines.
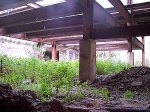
96, 59, 131, 75
124, 90, 134, 99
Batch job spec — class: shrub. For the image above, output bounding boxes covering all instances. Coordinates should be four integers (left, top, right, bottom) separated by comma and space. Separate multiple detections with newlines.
96, 59, 131, 75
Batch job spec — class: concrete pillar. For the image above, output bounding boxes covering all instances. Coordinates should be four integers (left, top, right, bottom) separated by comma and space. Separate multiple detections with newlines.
142, 36, 145, 66
126, 0, 134, 66
0, 28, 6, 36
80, 0, 95, 82
79, 39, 96, 82
51, 41, 57, 60
127, 52, 134, 66
66, 49, 70, 60
127, 37, 134, 66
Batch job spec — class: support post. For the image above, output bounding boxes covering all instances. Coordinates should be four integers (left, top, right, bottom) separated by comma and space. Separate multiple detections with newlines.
127, 38, 134, 66
142, 36, 145, 66
127, 0, 134, 66
51, 41, 57, 61
79, 0, 96, 81
79, 40, 96, 81
0, 60, 2, 73
0, 28, 6, 35
127, 52, 134, 66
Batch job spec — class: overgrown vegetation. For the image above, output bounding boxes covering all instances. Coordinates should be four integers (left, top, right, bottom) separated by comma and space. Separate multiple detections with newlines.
96, 59, 131, 75
0, 55, 131, 102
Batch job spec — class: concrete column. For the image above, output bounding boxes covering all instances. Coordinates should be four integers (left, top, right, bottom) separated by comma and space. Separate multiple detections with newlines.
79, 39, 96, 82
127, 52, 134, 66
66, 49, 70, 60
126, 0, 134, 66
142, 36, 145, 66
51, 41, 57, 60
0, 28, 6, 36
127, 38, 134, 66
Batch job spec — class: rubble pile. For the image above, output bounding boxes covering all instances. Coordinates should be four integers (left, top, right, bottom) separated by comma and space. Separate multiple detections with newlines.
94, 67, 150, 92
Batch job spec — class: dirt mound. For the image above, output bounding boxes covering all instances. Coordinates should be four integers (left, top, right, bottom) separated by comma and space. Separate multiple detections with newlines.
0, 84, 37, 112
94, 67, 150, 92
92, 66, 150, 108
0, 84, 79, 112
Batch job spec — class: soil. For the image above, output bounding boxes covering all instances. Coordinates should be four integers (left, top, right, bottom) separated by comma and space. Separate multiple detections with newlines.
0, 66, 150, 112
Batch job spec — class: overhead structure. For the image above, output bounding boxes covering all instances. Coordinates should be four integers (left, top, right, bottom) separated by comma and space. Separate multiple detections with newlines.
0, 0, 150, 81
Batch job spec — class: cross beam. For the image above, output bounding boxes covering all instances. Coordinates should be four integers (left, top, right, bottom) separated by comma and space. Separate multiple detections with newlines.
107, 2, 150, 13
0, 0, 82, 27
108, 0, 131, 23
93, 24, 150, 40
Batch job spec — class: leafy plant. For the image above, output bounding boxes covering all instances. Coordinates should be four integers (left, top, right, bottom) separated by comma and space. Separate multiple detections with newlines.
124, 90, 134, 99
91, 88, 110, 101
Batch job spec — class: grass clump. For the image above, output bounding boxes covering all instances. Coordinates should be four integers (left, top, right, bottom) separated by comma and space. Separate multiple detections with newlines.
96, 59, 131, 75
91, 88, 110, 101
124, 90, 134, 99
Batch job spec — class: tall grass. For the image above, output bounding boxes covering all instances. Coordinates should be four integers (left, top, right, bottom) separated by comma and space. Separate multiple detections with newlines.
0, 55, 79, 96
0, 55, 131, 100
96, 59, 131, 75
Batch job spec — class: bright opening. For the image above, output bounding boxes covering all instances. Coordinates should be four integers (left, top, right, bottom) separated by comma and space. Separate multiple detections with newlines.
36, 0, 66, 6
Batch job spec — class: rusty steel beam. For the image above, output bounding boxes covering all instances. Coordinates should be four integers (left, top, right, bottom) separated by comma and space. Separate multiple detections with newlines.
132, 37, 144, 49
26, 25, 82, 38
5, 15, 83, 34
107, 2, 150, 13
0, 0, 82, 27
2, 0, 122, 36
93, 24, 150, 39
108, 0, 131, 23
7, 23, 150, 42
42, 35, 82, 42
108, 0, 144, 50
93, 1, 121, 27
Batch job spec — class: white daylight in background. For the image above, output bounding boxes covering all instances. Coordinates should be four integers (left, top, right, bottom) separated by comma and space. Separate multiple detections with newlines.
36, 0, 66, 6
27, 3, 40, 8
133, 0, 150, 4
96, 0, 129, 8
96, 0, 113, 8
120, 0, 127, 5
